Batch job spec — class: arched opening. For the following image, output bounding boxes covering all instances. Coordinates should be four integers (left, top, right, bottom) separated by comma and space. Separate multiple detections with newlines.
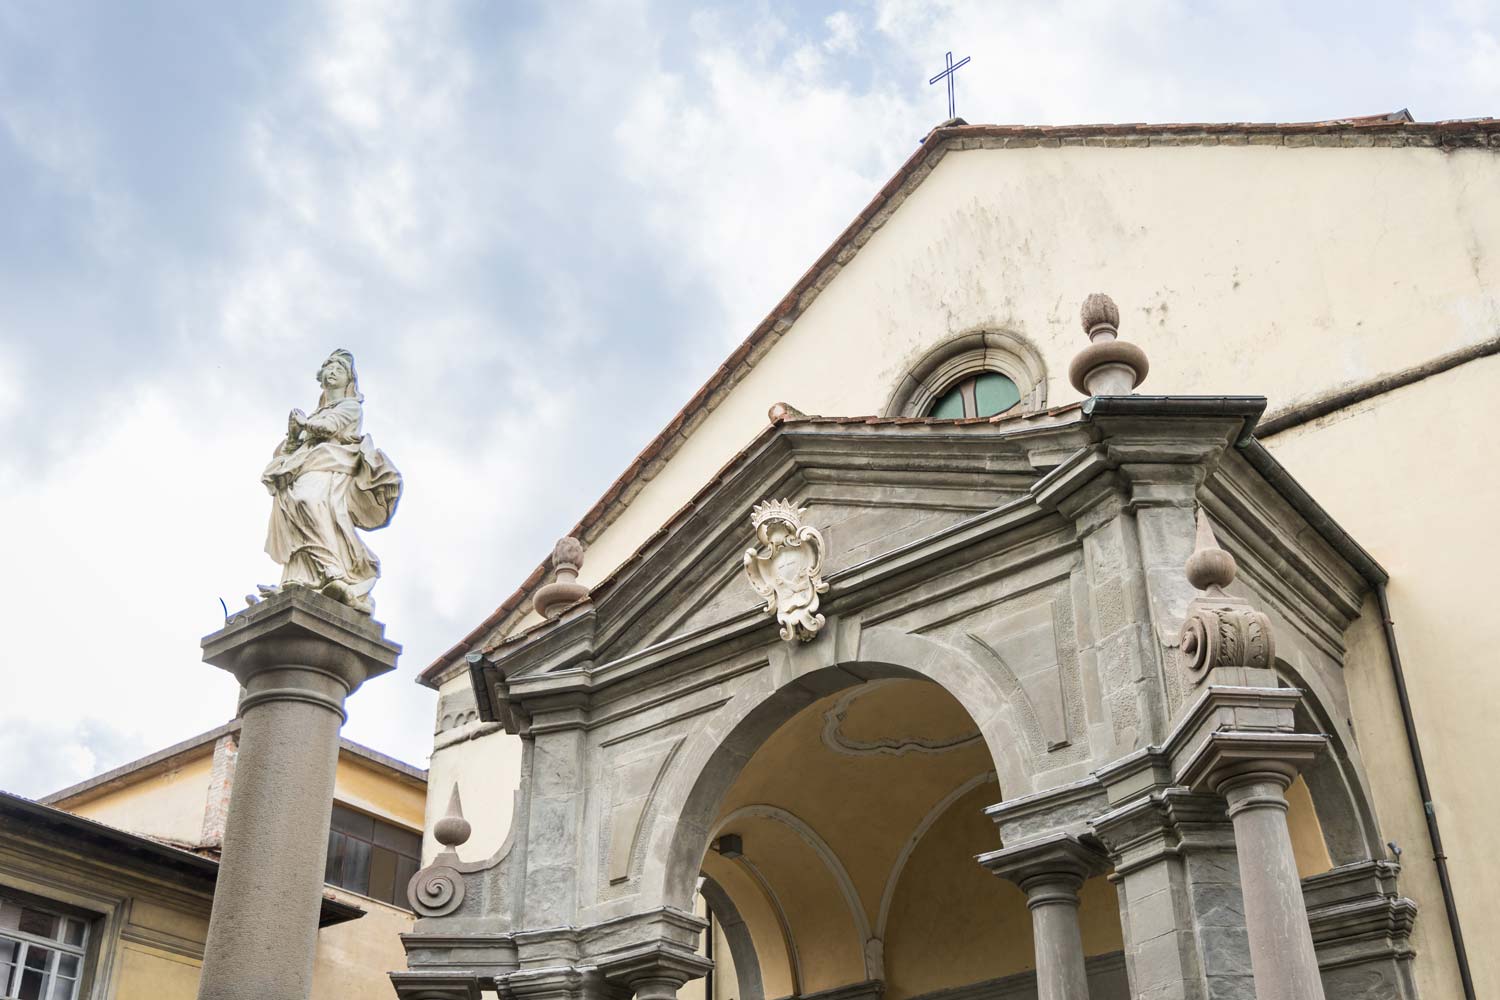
1272, 658, 1387, 873
676, 675, 1124, 1000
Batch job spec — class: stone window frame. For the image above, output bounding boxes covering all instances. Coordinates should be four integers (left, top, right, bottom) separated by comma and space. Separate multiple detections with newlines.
883, 329, 1048, 418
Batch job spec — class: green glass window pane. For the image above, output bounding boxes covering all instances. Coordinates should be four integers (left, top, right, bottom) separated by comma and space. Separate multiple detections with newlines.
930, 387, 966, 419
973, 372, 1020, 417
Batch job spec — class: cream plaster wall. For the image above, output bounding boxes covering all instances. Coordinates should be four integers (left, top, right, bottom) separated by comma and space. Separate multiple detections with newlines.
568, 144, 1500, 601
424, 674, 523, 864
1266, 355, 1500, 997
334, 756, 426, 829
65, 752, 214, 845
311, 889, 416, 999
114, 943, 202, 1000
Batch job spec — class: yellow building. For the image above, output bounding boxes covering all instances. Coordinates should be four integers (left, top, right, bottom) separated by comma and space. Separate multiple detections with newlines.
0, 721, 426, 999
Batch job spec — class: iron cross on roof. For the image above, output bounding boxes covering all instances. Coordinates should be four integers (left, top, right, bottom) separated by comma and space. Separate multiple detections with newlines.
928, 50, 971, 119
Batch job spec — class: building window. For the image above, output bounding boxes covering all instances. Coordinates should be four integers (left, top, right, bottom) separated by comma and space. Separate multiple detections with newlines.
324, 804, 421, 909
882, 329, 1047, 418
0, 891, 89, 1000
928, 371, 1022, 419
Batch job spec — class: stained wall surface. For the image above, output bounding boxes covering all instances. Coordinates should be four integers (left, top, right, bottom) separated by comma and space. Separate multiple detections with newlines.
1267, 354, 1500, 997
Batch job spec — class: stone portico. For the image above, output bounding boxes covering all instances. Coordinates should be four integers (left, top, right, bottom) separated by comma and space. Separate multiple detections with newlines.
391, 381, 1417, 999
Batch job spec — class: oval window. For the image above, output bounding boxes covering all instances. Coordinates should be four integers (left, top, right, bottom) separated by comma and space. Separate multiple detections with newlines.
928, 371, 1021, 419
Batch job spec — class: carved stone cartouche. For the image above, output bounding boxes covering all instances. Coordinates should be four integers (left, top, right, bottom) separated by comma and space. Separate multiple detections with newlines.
743, 499, 830, 642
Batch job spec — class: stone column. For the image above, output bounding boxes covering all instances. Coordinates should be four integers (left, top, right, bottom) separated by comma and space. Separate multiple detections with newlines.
1185, 734, 1327, 1000
196, 589, 399, 1000
981, 834, 1110, 1000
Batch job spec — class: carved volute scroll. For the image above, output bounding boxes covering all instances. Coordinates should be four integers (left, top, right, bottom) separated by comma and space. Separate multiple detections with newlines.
408, 785, 471, 917
743, 499, 830, 642
1178, 509, 1275, 684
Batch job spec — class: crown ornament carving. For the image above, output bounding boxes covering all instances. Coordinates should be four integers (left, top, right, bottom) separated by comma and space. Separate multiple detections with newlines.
1178, 508, 1274, 685
744, 499, 829, 642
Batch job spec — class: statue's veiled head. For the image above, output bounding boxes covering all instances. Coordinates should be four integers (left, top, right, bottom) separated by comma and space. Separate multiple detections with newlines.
316, 349, 363, 406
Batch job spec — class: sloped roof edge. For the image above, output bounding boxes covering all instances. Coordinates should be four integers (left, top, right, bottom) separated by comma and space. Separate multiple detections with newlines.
422, 111, 1499, 686
43, 720, 427, 805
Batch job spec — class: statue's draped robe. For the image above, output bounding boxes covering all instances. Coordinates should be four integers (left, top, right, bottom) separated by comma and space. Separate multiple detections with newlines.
261, 397, 402, 599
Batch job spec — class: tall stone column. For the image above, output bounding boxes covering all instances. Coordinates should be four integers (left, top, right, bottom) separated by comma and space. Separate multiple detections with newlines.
981, 834, 1110, 1000
1185, 735, 1327, 1000
197, 589, 399, 1000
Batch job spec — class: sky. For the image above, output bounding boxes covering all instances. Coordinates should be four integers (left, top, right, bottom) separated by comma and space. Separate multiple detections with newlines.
1, 0, 1497, 798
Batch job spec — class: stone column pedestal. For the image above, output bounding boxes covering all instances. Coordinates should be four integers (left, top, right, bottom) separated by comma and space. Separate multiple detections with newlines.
1183, 732, 1327, 1000
196, 589, 399, 1000
981, 833, 1110, 1000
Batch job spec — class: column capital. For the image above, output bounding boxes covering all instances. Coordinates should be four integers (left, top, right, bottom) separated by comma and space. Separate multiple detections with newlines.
599, 943, 712, 1000
389, 971, 484, 1000
1178, 730, 1327, 798
979, 832, 1111, 900
202, 587, 399, 696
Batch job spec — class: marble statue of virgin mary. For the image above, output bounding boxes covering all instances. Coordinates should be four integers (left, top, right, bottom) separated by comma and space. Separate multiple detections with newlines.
260, 349, 402, 613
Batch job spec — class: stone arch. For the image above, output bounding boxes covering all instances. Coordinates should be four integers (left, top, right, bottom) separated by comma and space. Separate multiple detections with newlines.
700, 874, 767, 1000
641, 626, 1035, 914
883, 329, 1048, 417
1274, 655, 1386, 865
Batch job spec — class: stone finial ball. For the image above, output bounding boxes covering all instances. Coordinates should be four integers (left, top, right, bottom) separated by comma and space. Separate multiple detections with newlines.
434, 812, 472, 849
1080, 293, 1120, 335
1184, 512, 1237, 591
552, 536, 585, 570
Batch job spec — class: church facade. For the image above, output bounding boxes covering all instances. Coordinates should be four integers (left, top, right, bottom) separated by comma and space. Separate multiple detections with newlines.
397, 115, 1499, 1000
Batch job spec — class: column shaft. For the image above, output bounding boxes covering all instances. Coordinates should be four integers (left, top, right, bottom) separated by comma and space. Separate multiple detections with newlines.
197, 664, 348, 1000
1222, 776, 1326, 1000
1025, 878, 1092, 1000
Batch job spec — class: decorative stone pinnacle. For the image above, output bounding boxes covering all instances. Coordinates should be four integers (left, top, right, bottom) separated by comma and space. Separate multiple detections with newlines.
533, 536, 589, 619
1178, 506, 1274, 686
1184, 508, 1237, 593
1068, 292, 1149, 396
767, 401, 807, 423
433, 784, 472, 850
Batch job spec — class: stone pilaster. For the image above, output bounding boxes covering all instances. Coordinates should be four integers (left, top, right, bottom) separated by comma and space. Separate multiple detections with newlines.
1181, 733, 1328, 1000
1091, 786, 1252, 1000
518, 696, 590, 929
196, 588, 399, 1000
980, 833, 1111, 1000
